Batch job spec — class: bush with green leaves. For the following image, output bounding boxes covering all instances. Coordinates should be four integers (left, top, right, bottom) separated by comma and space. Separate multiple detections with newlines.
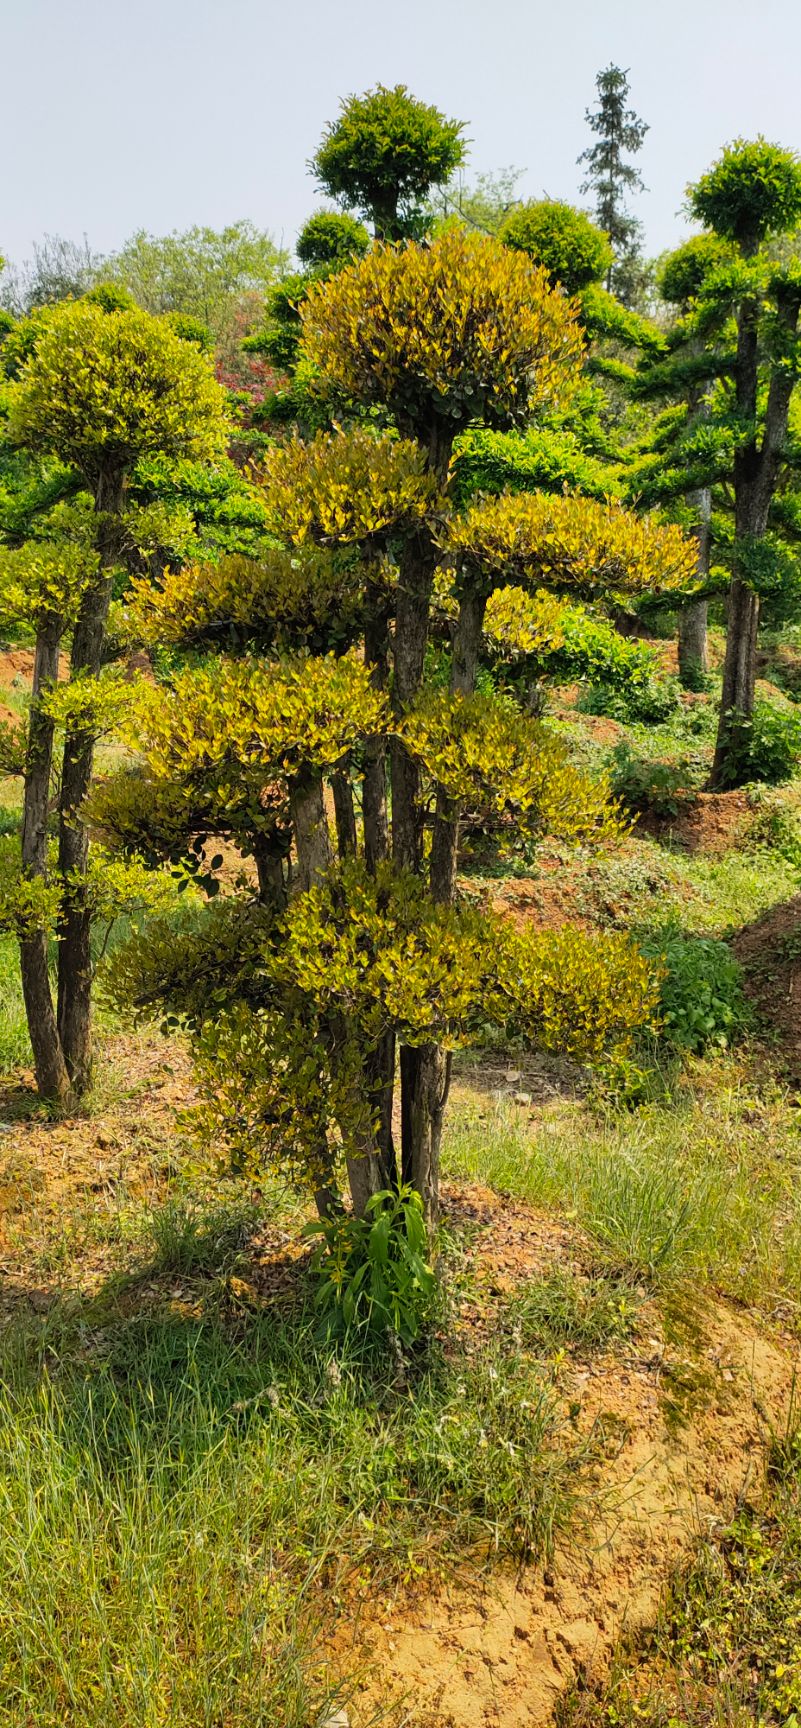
578, 671, 679, 725
716, 701, 801, 787
640, 924, 748, 1052
304, 1185, 436, 1343
609, 745, 695, 818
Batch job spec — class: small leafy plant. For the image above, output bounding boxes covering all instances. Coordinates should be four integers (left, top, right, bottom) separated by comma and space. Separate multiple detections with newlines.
609, 744, 694, 818
717, 700, 801, 787
304, 1185, 437, 1343
640, 923, 749, 1052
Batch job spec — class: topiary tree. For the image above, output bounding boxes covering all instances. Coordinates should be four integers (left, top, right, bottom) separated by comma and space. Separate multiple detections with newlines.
296, 211, 370, 270
499, 200, 613, 297
311, 84, 466, 240
632, 139, 801, 780
105, 227, 695, 1244
5, 299, 227, 1097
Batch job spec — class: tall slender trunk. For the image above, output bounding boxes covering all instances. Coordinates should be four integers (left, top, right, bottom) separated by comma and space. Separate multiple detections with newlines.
710, 574, 760, 786
19, 621, 71, 1103
394, 426, 454, 1213
678, 489, 711, 689
331, 767, 357, 859
56, 468, 125, 1092
362, 604, 390, 874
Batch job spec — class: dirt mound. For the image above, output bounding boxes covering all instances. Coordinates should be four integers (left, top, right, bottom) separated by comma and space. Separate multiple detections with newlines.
638, 789, 753, 856
733, 894, 801, 1076
345, 1185, 796, 1727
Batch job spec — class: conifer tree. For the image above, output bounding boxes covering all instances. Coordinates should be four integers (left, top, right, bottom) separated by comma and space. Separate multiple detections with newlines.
578, 65, 648, 305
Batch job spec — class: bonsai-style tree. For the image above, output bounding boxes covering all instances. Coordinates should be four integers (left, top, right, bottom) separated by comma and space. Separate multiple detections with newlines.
4, 299, 227, 1098
311, 84, 466, 240
105, 230, 694, 1238
578, 65, 649, 305
632, 140, 801, 778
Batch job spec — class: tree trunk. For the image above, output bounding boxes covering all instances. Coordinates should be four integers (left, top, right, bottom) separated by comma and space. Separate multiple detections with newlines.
709, 575, 760, 786
678, 489, 711, 690
331, 767, 357, 859
253, 837, 288, 907
403, 1042, 451, 1226
289, 773, 331, 891
678, 597, 709, 687
19, 621, 71, 1103
362, 605, 390, 874
56, 468, 125, 1093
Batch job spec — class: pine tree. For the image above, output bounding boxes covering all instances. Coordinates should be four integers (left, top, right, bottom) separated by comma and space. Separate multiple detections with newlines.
578, 65, 648, 305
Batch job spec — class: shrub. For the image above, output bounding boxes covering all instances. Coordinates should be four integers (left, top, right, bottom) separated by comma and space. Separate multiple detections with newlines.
640, 923, 748, 1052
579, 673, 679, 725
716, 701, 801, 787
499, 199, 613, 295
304, 1186, 436, 1343
609, 745, 695, 818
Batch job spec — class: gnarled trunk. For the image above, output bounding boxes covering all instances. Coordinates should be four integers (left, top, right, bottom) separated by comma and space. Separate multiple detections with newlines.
710, 575, 760, 786
289, 773, 331, 892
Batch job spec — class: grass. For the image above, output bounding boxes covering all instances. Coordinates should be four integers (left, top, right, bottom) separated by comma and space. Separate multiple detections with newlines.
0, 932, 32, 1074
443, 1081, 801, 1302
562, 1451, 801, 1727
0, 1293, 601, 1726
503, 1267, 641, 1356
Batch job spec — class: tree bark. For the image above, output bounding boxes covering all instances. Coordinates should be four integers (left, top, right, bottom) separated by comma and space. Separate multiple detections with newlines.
289, 773, 331, 891
56, 468, 125, 1092
331, 767, 357, 859
710, 288, 800, 788
19, 621, 72, 1103
362, 605, 390, 874
677, 489, 711, 689
253, 836, 288, 907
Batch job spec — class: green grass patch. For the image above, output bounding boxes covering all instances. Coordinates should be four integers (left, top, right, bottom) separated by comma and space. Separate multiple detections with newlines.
503, 1267, 641, 1356
444, 1087, 801, 1300
0, 1279, 602, 1725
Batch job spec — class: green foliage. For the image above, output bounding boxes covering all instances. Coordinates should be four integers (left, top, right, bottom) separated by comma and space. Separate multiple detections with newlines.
452, 425, 622, 505
129, 545, 366, 656
689, 137, 801, 249
402, 687, 624, 842
657, 234, 734, 306
129, 453, 270, 561
609, 745, 694, 816
0, 540, 98, 629
103, 221, 286, 338
716, 700, 801, 787
304, 1187, 436, 1343
579, 671, 679, 725
640, 924, 748, 1052
301, 228, 584, 437
500, 200, 613, 295
530, 602, 661, 692
311, 83, 466, 238
8, 300, 228, 482
295, 210, 370, 269
578, 65, 648, 303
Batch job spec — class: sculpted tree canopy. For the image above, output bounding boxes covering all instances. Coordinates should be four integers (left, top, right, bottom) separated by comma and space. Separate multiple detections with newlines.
311, 84, 467, 240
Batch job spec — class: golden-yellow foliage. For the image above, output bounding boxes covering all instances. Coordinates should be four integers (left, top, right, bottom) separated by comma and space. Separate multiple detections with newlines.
301, 229, 583, 436
259, 427, 439, 547
442, 491, 697, 597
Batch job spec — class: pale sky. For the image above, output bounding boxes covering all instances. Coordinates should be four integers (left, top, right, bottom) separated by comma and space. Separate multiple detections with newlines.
2, 0, 800, 269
